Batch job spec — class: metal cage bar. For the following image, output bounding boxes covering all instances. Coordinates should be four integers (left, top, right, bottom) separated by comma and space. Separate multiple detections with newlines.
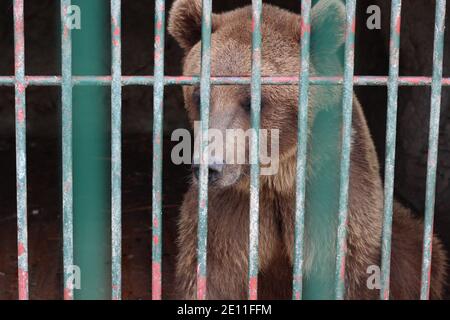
111, 0, 122, 301
61, 0, 74, 301
420, 0, 447, 300
292, 0, 312, 301
380, 0, 402, 301
334, 0, 356, 300
2, 75, 450, 87
13, 0, 29, 301
197, 0, 213, 301
152, 0, 166, 301
248, 0, 263, 301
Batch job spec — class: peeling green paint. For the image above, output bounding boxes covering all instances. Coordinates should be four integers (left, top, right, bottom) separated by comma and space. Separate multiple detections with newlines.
111, 0, 122, 301
334, 0, 356, 300
420, 0, 447, 300
380, 0, 402, 301
197, 0, 213, 300
152, 0, 166, 301
248, 0, 263, 301
292, 0, 312, 301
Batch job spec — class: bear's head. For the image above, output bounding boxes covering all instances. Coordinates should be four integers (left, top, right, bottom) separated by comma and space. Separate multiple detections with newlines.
169, 0, 346, 190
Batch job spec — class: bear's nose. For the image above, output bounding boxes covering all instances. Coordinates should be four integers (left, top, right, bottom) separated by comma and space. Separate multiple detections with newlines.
192, 162, 224, 184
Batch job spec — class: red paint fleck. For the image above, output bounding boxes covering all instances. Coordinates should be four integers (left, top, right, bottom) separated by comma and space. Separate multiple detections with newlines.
174, 76, 195, 82
402, 76, 427, 85
395, 16, 401, 34
155, 134, 161, 145
156, 21, 162, 31
383, 287, 389, 300
17, 109, 24, 123
17, 83, 25, 93
300, 19, 310, 37
338, 241, 347, 281
153, 216, 159, 228
64, 287, 73, 300
18, 268, 28, 300
113, 39, 119, 47
273, 76, 293, 82
14, 41, 24, 73
114, 27, 120, 36
152, 262, 162, 300
156, 191, 161, 203
14, 7, 24, 36
197, 275, 207, 300
15, 60, 22, 74
18, 242, 25, 256
249, 276, 258, 300
153, 235, 159, 246
340, 253, 346, 280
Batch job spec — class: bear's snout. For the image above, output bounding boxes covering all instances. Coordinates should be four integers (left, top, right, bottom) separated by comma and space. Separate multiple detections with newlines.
191, 162, 224, 185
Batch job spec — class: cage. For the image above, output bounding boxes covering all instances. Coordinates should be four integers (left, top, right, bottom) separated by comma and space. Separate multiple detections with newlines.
0, 0, 449, 300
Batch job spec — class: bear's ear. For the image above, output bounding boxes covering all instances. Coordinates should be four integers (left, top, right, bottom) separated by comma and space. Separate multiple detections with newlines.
168, 0, 221, 51
310, 0, 346, 57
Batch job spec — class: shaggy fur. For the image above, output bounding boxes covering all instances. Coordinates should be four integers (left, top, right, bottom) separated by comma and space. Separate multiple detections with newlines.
168, 0, 447, 299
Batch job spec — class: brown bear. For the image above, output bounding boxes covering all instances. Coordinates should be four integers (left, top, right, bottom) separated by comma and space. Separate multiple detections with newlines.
168, 0, 448, 299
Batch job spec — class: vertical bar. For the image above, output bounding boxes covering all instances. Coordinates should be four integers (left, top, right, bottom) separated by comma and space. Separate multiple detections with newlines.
13, 0, 29, 301
292, 0, 311, 301
334, 0, 356, 300
248, 0, 262, 301
152, 0, 165, 301
420, 0, 446, 300
61, 0, 74, 301
197, 0, 212, 301
380, 0, 402, 301
111, 0, 122, 301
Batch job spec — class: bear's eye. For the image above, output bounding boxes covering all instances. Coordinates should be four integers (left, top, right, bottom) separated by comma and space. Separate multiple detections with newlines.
242, 98, 252, 113
192, 89, 201, 108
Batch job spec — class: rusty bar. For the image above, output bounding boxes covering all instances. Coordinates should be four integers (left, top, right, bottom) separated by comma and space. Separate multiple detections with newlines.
248, 0, 263, 301
152, 0, 166, 301
3, 76, 450, 87
334, 0, 356, 300
61, 0, 74, 300
380, 0, 402, 301
420, 0, 447, 300
13, 0, 29, 301
111, 0, 122, 300
292, 0, 312, 301
197, 0, 212, 300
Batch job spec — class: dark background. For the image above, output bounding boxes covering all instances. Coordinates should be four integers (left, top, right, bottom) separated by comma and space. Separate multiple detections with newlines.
0, 0, 449, 299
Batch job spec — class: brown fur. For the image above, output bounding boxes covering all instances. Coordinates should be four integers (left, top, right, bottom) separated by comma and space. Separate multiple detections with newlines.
168, 0, 447, 299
